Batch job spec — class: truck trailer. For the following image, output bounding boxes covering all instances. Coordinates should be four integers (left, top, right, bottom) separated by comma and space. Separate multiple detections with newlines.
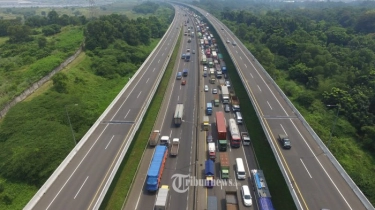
170, 138, 180, 156
220, 152, 230, 179
225, 190, 239, 210
149, 130, 160, 146
154, 185, 169, 210
146, 145, 168, 191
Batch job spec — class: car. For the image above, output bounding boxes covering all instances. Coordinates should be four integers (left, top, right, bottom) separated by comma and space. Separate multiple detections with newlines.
212, 88, 218, 94
192, 50, 195, 54
181, 54, 186, 59
203, 66, 208, 71
204, 85, 209, 92
203, 70, 207, 77
232, 41, 237, 46
224, 104, 230, 112
207, 133, 213, 143
181, 80, 186, 85
187, 48, 190, 52
241, 185, 252, 206
225, 81, 231, 88
221, 27, 224, 30
226, 39, 230, 43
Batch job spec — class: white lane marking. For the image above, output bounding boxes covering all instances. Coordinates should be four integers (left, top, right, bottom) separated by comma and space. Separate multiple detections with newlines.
105, 135, 115, 150
178, 96, 180, 101
257, 85, 261, 92
162, 53, 164, 56
74, 176, 89, 199
137, 91, 142, 99
124, 109, 131, 119
267, 101, 273, 110
244, 64, 247, 68
146, 78, 150, 84
280, 124, 287, 135
158, 59, 160, 63
240, 56, 242, 60
170, 130, 173, 137
300, 159, 312, 178
250, 73, 254, 78
236, 51, 238, 54
153, 68, 155, 72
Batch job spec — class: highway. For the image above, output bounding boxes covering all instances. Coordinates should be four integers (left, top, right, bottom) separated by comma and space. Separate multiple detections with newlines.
123, 7, 198, 210
25, 8, 181, 210
192, 6, 369, 210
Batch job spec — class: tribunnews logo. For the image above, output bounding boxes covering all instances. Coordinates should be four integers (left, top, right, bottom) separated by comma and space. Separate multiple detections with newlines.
171, 174, 239, 193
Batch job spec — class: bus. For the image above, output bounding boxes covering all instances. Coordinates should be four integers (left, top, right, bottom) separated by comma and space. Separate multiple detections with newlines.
174, 103, 184, 127
216, 111, 227, 151
229, 118, 241, 147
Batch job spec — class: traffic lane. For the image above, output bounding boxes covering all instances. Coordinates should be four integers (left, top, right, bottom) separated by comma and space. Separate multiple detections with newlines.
47, 123, 133, 210
268, 118, 355, 210
287, 118, 364, 209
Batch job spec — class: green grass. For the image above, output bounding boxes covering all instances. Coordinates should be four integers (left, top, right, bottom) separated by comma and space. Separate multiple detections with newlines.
205, 21, 297, 209
99, 30, 182, 210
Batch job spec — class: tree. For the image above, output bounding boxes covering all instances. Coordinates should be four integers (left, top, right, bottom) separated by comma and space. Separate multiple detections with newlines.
38, 37, 47, 48
47, 10, 59, 24
7, 25, 32, 43
52, 72, 68, 93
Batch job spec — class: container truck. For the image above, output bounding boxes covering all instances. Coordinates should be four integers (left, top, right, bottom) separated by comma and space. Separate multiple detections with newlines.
241, 132, 251, 145
220, 152, 230, 179
216, 111, 227, 151
154, 185, 169, 210
174, 103, 184, 126
258, 197, 275, 210
205, 160, 215, 188
149, 130, 160, 146
225, 190, 239, 210
170, 138, 180, 156
221, 86, 230, 104
208, 142, 216, 161
207, 196, 218, 210
146, 145, 168, 191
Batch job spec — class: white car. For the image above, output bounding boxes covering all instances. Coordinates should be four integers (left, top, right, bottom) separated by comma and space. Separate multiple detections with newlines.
226, 40, 230, 43
204, 85, 209, 92
225, 81, 231, 88
212, 88, 218, 94
241, 185, 252, 206
203, 66, 208, 71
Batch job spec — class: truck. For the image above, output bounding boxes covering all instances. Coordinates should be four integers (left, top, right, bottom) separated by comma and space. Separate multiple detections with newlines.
160, 136, 170, 146
230, 93, 240, 112
225, 190, 239, 210
278, 134, 291, 149
213, 95, 219, 107
185, 53, 191, 61
149, 130, 160, 146
205, 159, 215, 188
146, 145, 168, 191
174, 103, 184, 126
170, 138, 180, 156
241, 132, 251, 145
208, 142, 216, 161
220, 152, 230, 179
207, 196, 218, 210
220, 61, 227, 74
154, 185, 169, 210
216, 111, 227, 151
207, 58, 213, 67
258, 197, 275, 210
183, 69, 188, 76
203, 116, 210, 131
209, 68, 216, 84
221, 86, 230, 104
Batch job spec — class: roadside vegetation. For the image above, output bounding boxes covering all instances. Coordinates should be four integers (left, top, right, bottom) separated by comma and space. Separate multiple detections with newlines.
196, 0, 375, 205
0, 2, 174, 209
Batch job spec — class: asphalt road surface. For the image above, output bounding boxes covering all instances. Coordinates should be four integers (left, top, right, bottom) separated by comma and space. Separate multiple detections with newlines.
193, 6, 368, 210
27, 10, 181, 210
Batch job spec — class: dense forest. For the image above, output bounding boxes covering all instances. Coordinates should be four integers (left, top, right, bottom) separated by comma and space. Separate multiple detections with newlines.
0, 3, 174, 208
195, 1, 375, 204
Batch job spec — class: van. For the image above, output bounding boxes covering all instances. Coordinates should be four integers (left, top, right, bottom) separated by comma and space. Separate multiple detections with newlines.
235, 112, 243, 124
176, 72, 182, 80
235, 158, 246, 179
241, 185, 252, 206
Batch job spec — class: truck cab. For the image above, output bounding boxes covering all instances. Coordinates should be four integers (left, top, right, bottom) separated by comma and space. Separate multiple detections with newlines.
278, 134, 291, 149
160, 136, 170, 146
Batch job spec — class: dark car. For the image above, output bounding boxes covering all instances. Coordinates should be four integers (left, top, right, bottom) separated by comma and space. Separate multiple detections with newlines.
181, 80, 186, 85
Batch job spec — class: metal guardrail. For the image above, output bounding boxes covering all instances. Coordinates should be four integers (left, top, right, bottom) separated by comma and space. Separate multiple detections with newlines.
183, 4, 374, 210
24, 12, 179, 210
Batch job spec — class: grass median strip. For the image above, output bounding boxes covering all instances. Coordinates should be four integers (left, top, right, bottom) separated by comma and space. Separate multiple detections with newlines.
100, 29, 182, 210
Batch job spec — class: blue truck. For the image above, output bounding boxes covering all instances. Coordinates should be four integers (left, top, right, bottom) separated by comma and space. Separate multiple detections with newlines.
205, 160, 215, 188
146, 145, 168, 191
258, 197, 275, 210
185, 53, 191, 62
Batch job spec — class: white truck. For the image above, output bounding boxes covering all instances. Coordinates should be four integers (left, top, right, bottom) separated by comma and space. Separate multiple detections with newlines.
170, 138, 180, 156
221, 86, 230, 104
160, 136, 170, 146
154, 185, 169, 210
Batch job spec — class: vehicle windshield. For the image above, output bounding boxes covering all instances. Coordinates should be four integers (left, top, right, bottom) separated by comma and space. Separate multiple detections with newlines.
244, 195, 251, 199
